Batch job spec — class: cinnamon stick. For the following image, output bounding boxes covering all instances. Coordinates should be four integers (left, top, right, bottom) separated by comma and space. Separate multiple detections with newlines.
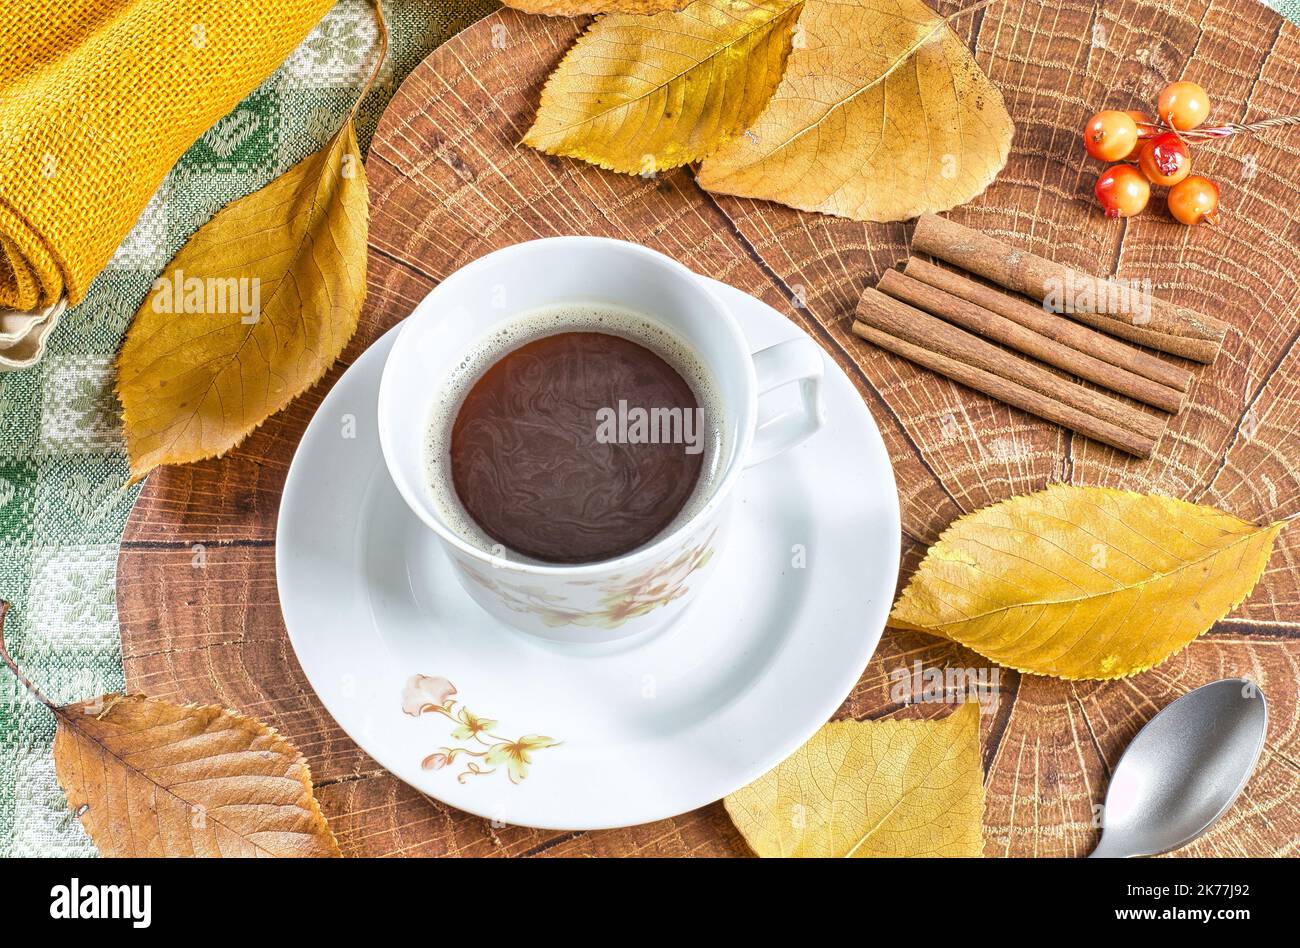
902, 257, 1194, 394
911, 214, 1228, 363
879, 267, 1186, 414
854, 289, 1159, 457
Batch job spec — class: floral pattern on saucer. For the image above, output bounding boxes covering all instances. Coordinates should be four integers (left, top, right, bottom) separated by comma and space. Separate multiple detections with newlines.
402, 675, 559, 785
455, 528, 718, 630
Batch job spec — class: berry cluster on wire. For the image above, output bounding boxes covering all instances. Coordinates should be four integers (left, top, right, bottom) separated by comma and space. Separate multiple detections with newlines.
1083, 81, 1219, 225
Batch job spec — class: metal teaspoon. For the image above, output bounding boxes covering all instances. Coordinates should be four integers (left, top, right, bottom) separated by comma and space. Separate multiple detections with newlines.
1089, 678, 1268, 858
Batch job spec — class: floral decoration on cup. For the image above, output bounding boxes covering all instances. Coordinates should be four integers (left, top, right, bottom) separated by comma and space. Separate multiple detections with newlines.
457, 528, 717, 630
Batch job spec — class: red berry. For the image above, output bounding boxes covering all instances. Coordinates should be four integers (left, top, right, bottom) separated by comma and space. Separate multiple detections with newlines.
1127, 110, 1160, 139
1168, 175, 1219, 225
1095, 164, 1150, 218
1084, 110, 1140, 161
1157, 81, 1211, 131
1138, 132, 1192, 187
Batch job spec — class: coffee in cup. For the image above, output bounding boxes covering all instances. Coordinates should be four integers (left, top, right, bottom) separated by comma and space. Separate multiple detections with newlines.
423, 303, 725, 564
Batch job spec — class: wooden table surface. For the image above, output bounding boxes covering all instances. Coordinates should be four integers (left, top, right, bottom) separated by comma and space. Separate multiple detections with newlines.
117, 1, 1300, 856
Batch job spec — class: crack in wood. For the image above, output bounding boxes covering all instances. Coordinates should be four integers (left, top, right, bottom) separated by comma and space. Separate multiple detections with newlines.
313, 769, 393, 789
1193, 318, 1300, 503
981, 668, 1021, 778
691, 180, 964, 530
120, 538, 277, 550
519, 830, 586, 857
1071, 684, 1111, 781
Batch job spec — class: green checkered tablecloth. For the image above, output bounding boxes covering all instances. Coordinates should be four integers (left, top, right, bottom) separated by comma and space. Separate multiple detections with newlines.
0, 0, 492, 858
0, 0, 1296, 859
1271, 0, 1300, 24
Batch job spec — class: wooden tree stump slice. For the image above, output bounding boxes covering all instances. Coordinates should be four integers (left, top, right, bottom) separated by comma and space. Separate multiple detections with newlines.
118, 2, 1300, 857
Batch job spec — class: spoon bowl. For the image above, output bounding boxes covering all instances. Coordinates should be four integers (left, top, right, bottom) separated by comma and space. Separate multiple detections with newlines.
1090, 678, 1268, 858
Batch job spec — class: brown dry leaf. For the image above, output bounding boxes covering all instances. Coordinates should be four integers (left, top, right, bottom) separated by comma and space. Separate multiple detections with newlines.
890, 486, 1288, 680
725, 704, 984, 857
0, 602, 340, 857
506, 0, 691, 15
116, 118, 368, 483
696, 0, 1014, 221
525, 0, 803, 174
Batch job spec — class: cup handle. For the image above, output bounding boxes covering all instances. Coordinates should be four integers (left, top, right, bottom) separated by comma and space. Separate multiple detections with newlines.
746, 337, 826, 467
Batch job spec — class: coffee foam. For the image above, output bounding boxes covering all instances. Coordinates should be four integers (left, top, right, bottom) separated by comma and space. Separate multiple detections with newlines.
422, 303, 728, 563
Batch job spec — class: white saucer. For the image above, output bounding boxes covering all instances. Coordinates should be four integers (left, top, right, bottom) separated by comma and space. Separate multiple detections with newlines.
277, 278, 900, 830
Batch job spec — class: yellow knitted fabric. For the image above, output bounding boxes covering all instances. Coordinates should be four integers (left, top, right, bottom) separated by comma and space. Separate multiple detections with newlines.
0, 0, 336, 310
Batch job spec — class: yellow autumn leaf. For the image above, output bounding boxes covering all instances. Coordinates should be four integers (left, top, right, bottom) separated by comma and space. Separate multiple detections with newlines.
890, 486, 1288, 680
726, 704, 984, 857
506, 0, 690, 14
696, 0, 1013, 221
116, 119, 368, 483
0, 602, 338, 857
524, 0, 804, 173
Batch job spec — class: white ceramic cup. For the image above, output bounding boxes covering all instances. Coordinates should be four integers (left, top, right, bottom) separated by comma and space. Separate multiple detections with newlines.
378, 237, 825, 643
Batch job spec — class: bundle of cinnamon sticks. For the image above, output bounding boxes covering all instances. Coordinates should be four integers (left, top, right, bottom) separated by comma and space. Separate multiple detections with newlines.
853, 215, 1229, 458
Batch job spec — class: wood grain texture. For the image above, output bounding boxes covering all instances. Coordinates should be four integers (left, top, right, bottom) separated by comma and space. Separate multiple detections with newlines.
118, 2, 1300, 856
